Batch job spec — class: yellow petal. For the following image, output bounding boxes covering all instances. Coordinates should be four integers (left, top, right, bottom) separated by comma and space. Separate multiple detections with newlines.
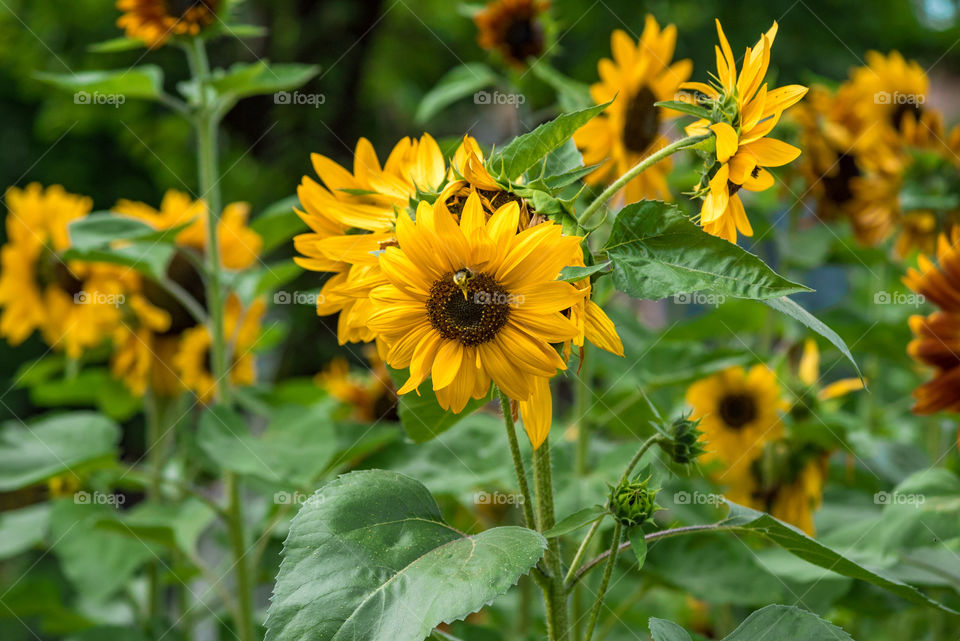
710, 123, 739, 163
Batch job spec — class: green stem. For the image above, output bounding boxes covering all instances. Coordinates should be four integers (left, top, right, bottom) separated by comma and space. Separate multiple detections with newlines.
617, 435, 666, 487
143, 391, 163, 630
583, 522, 622, 641
577, 134, 709, 227
533, 440, 570, 640
564, 518, 602, 585
497, 389, 537, 530
574, 344, 593, 476
226, 473, 255, 641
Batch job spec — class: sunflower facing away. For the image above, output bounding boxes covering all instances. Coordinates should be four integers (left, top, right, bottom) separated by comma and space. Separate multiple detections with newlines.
368, 194, 586, 448
474, 0, 550, 67
684, 21, 807, 243
117, 0, 220, 48
904, 228, 960, 414
574, 16, 692, 203
686, 364, 786, 481
315, 349, 396, 423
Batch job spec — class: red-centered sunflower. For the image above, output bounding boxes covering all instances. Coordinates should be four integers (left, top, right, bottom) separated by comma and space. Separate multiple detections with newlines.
474, 0, 550, 67
574, 16, 692, 203
116, 0, 220, 48
368, 193, 586, 448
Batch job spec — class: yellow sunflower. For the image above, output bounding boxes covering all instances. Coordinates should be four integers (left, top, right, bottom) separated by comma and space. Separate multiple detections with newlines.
474, 0, 550, 67
683, 21, 807, 243
315, 349, 396, 422
726, 452, 827, 535
368, 194, 586, 448
573, 16, 693, 203
903, 227, 960, 414
797, 338, 864, 402
174, 295, 266, 403
848, 50, 929, 132
116, 0, 220, 48
686, 364, 786, 481
0, 184, 124, 359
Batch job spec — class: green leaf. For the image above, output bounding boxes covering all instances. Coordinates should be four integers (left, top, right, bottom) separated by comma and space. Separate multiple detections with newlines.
28, 368, 141, 421
251, 195, 304, 253
655, 100, 713, 120
0, 412, 120, 492
603, 200, 809, 301
489, 101, 611, 182
628, 527, 648, 569
68, 212, 190, 250
387, 366, 491, 443
721, 605, 854, 641
559, 263, 609, 282
265, 470, 546, 641
543, 505, 606, 537
89, 37, 147, 53
95, 499, 216, 555
0, 504, 50, 559
62, 243, 175, 281
648, 618, 693, 641
762, 296, 861, 376
35, 66, 164, 100
416, 62, 499, 123
212, 61, 320, 101
724, 501, 958, 614
222, 23, 269, 38
529, 62, 592, 112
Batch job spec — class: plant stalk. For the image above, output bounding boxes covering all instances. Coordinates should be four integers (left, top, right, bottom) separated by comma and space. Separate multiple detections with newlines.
582, 521, 622, 641
533, 440, 570, 639
497, 389, 537, 529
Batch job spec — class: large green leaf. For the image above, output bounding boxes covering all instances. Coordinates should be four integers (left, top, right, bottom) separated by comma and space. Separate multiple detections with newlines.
489, 101, 610, 182
0, 412, 120, 491
762, 296, 861, 375
35, 66, 165, 100
68, 212, 189, 250
265, 470, 546, 641
416, 62, 499, 123
603, 201, 808, 301
62, 243, 175, 281
0, 504, 50, 559
651, 605, 856, 641
648, 618, 692, 641
387, 366, 490, 443
251, 195, 304, 254
95, 499, 216, 556
210, 61, 320, 101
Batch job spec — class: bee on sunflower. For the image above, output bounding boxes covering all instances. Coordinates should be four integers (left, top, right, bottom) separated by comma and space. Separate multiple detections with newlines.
573, 16, 693, 204
116, 0, 220, 49
0, 184, 126, 360
473, 0, 551, 68
680, 20, 808, 243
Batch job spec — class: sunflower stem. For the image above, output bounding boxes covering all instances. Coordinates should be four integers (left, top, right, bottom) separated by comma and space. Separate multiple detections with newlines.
577, 134, 709, 227
497, 389, 537, 530
564, 517, 602, 586
574, 344, 593, 476
582, 521, 622, 641
533, 439, 570, 640
618, 435, 666, 487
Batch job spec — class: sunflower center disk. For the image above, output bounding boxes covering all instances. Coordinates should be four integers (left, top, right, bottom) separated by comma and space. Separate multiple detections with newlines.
821, 153, 861, 204
622, 87, 660, 153
718, 392, 758, 429
426, 270, 511, 346
164, 0, 213, 18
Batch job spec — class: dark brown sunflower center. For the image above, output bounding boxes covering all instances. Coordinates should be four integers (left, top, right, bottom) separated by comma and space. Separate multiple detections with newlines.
891, 102, 923, 130
39, 256, 84, 298
821, 153, 860, 204
718, 392, 758, 429
504, 16, 544, 62
164, 0, 216, 18
142, 250, 207, 336
622, 87, 660, 153
426, 269, 511, 346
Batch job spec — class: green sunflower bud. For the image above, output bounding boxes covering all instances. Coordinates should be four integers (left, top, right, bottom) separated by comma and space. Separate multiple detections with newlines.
659, 415, 706, 465
608, 476, 661, 527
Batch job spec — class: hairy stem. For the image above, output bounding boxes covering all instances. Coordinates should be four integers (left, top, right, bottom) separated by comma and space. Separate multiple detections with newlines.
533, 440, 570, 639
583, 521, 622, 641
497, 389, 537, 529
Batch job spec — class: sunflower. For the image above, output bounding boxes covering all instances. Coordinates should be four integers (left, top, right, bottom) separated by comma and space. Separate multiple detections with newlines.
368, 194, 586, 448
0, 184, 125, 359
573, 17, 693, 204
174, 295, 266, 403
474, 0, 550, 67
683, 21, 807, 243
903, 228, 960, 414
686, 364, 786, 480
797, 338, 864, 402
116, 0, 220, 48
848, 51, 929, 132
316, 349, 396, 422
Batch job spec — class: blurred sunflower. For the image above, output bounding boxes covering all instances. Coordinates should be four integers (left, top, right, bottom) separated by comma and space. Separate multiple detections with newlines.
684, 21, 807, 243
116, 0, 220, 48
573, 17, 692, 203
368, 194, 586, 448
848, 51, 928, 131
316, 350, 396, 422
797, 339, 864, 402
474, 0, 550, 67
903, 228, 960, 414
686, 364, 786, 480
0, 184, 125, 359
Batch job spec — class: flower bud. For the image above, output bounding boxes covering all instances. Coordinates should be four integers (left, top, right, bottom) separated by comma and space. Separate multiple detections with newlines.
659, 415, 706, 465
609, 476, 661, 527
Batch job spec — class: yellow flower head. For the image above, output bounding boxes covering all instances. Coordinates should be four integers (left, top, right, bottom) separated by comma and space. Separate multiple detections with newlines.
848, 51, 929, 131
116, 0, 219, 48
574, 16, 693, 203
682, 20, 807, 243
474, 0, 550, 67
797, 339, 864, 402
316, 350, 395, 422
368, 193, 587, 448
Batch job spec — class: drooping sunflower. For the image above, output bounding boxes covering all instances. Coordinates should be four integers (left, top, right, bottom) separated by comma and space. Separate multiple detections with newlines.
368, 194, 586, 448
0, 184, 124, 359
903, 228, 960, 414
116, 0, 220, 49
683, 21, 807, 243
686, 364, 786, 481
315, 348, 396, 422
573, 16, 693, 203
474, 0, 550, 67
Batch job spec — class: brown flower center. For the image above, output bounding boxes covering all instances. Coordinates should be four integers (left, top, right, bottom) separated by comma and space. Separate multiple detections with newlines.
142, 251, 207, 336
821, 153, 860, 204
504, 15, 544, 62
718, 392, 758, 429
622, 87, 660, 153
426, 269, 511, 346
164, 0, 215, 17
39, 255, 84, 298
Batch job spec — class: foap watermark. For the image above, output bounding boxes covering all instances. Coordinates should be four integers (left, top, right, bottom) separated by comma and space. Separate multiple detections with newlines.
874, 491, 925, 507
274, 291, 325, 306
673, 292, 725, 306
274, 91, 326, 108
274, 491, 312, 505
474, 90, 526, 107
873, 291, 925, 307
473, 291, 525, 307
474, 490, 525, 506
673, 491, 724, 506
874, 91, 925, 106
74, 291, 125, 308
74, 491, 125, 507
74, 90, 126, 108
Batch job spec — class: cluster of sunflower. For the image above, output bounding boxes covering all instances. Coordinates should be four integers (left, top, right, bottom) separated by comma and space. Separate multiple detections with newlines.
0, 184, 266, 403
796, 51, 960, 256
685, 341, 863, 534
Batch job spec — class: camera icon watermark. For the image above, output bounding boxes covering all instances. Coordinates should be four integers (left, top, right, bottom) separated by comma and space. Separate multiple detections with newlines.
874, 91, 925, 106
74, 491, 125, 507
474, 90, 526, 107
273, 491, 311, 505
473, 490, 525, 506
873, 291, 925, 307
274, 91, 325, 108
673, 292, 725, 306
273, 291, 326, 306
74, 291, 125, 308
74, 91, 126, 108
473, 291, 525, 307
874, 491, 925, 508
673, 491, 724, 506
